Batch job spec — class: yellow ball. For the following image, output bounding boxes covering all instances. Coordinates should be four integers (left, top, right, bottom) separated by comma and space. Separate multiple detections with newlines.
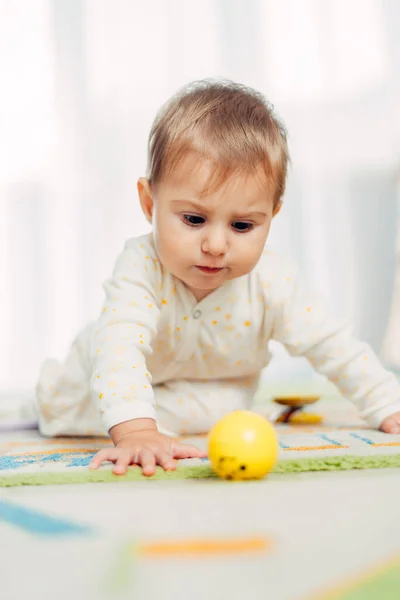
208, 410, 279, 480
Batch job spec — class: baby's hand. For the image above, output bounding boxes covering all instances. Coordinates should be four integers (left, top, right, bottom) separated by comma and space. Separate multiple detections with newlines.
89, 429, 207, 476
380, 411, 400, 435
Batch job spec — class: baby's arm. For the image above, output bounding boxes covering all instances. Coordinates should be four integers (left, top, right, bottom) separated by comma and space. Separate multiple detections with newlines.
270, 259, 400, 431
88, 239, 205, 474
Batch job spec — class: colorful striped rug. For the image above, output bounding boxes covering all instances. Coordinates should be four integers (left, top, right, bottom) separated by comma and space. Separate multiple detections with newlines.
1, 417, 400, 486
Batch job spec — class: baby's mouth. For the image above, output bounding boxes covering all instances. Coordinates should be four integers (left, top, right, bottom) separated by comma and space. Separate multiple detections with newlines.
196, 266, 224, 274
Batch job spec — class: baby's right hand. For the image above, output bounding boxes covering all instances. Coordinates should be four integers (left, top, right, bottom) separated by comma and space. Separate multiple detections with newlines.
89, 429, 207, 476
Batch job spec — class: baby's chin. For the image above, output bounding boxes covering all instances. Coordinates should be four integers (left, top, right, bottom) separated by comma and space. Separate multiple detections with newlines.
180, 276, 225, 301
169, 264, 250, 296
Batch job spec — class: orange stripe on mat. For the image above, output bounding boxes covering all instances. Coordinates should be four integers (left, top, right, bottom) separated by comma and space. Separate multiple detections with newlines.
283, 445, 350, 452
6, 448, 108, 457
137, 537, 271, 557
2, 438, 110, 449
372, 442, 400, 447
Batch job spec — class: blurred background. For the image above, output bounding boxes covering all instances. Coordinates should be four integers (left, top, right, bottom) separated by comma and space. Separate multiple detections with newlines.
1, 0, 400, 392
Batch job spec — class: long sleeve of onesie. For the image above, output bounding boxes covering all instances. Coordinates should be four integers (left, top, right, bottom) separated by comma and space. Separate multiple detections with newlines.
270, 258, 400, 428
90, 238, 161, 431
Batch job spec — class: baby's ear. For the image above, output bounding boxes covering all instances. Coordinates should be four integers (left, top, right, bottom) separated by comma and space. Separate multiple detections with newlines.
272, 201, 282, 217
137, 178, 154, 224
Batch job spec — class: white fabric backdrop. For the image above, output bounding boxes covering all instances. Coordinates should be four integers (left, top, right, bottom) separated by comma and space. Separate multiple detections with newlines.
1, 0, 400, 390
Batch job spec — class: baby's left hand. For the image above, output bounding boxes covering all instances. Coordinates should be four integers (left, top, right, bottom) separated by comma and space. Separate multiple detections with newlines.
380, 411, 400, 435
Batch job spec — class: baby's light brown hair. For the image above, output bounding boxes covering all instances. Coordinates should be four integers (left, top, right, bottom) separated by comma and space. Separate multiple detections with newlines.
147, 79, 289, 212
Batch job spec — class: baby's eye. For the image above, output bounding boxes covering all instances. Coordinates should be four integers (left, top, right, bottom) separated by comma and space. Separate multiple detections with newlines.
232, 221, 253, 232
183, 214, 205, 226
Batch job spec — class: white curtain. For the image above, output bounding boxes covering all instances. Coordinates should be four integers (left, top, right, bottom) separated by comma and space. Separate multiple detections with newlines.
1, 0, 400, 391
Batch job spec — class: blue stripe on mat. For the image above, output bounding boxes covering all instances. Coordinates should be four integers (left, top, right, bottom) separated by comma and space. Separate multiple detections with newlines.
0, 500, 93, 536
350, 432, 374, 445
319, 433, 343, 446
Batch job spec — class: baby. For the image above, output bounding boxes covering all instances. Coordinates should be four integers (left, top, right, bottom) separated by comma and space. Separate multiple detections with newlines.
36, 79, 400, 476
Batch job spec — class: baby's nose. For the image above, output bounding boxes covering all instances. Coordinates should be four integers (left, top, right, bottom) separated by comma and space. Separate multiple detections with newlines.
202, 228, 228, 256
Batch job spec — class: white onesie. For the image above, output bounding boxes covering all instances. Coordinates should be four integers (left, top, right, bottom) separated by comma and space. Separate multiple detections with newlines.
36, 233, 400, 437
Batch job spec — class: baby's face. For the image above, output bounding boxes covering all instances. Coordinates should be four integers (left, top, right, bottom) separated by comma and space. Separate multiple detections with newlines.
141, 154, 275, 301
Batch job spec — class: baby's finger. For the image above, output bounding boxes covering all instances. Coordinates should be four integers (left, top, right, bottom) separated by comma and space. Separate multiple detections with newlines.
112, 453, 134, 476
139, 448, 157, 476
156, 450, 177, 471
172, 443, 207, 459
89, 447, 119, 470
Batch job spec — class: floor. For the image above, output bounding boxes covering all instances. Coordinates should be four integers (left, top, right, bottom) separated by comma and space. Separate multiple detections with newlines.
1, 464, 400, 600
